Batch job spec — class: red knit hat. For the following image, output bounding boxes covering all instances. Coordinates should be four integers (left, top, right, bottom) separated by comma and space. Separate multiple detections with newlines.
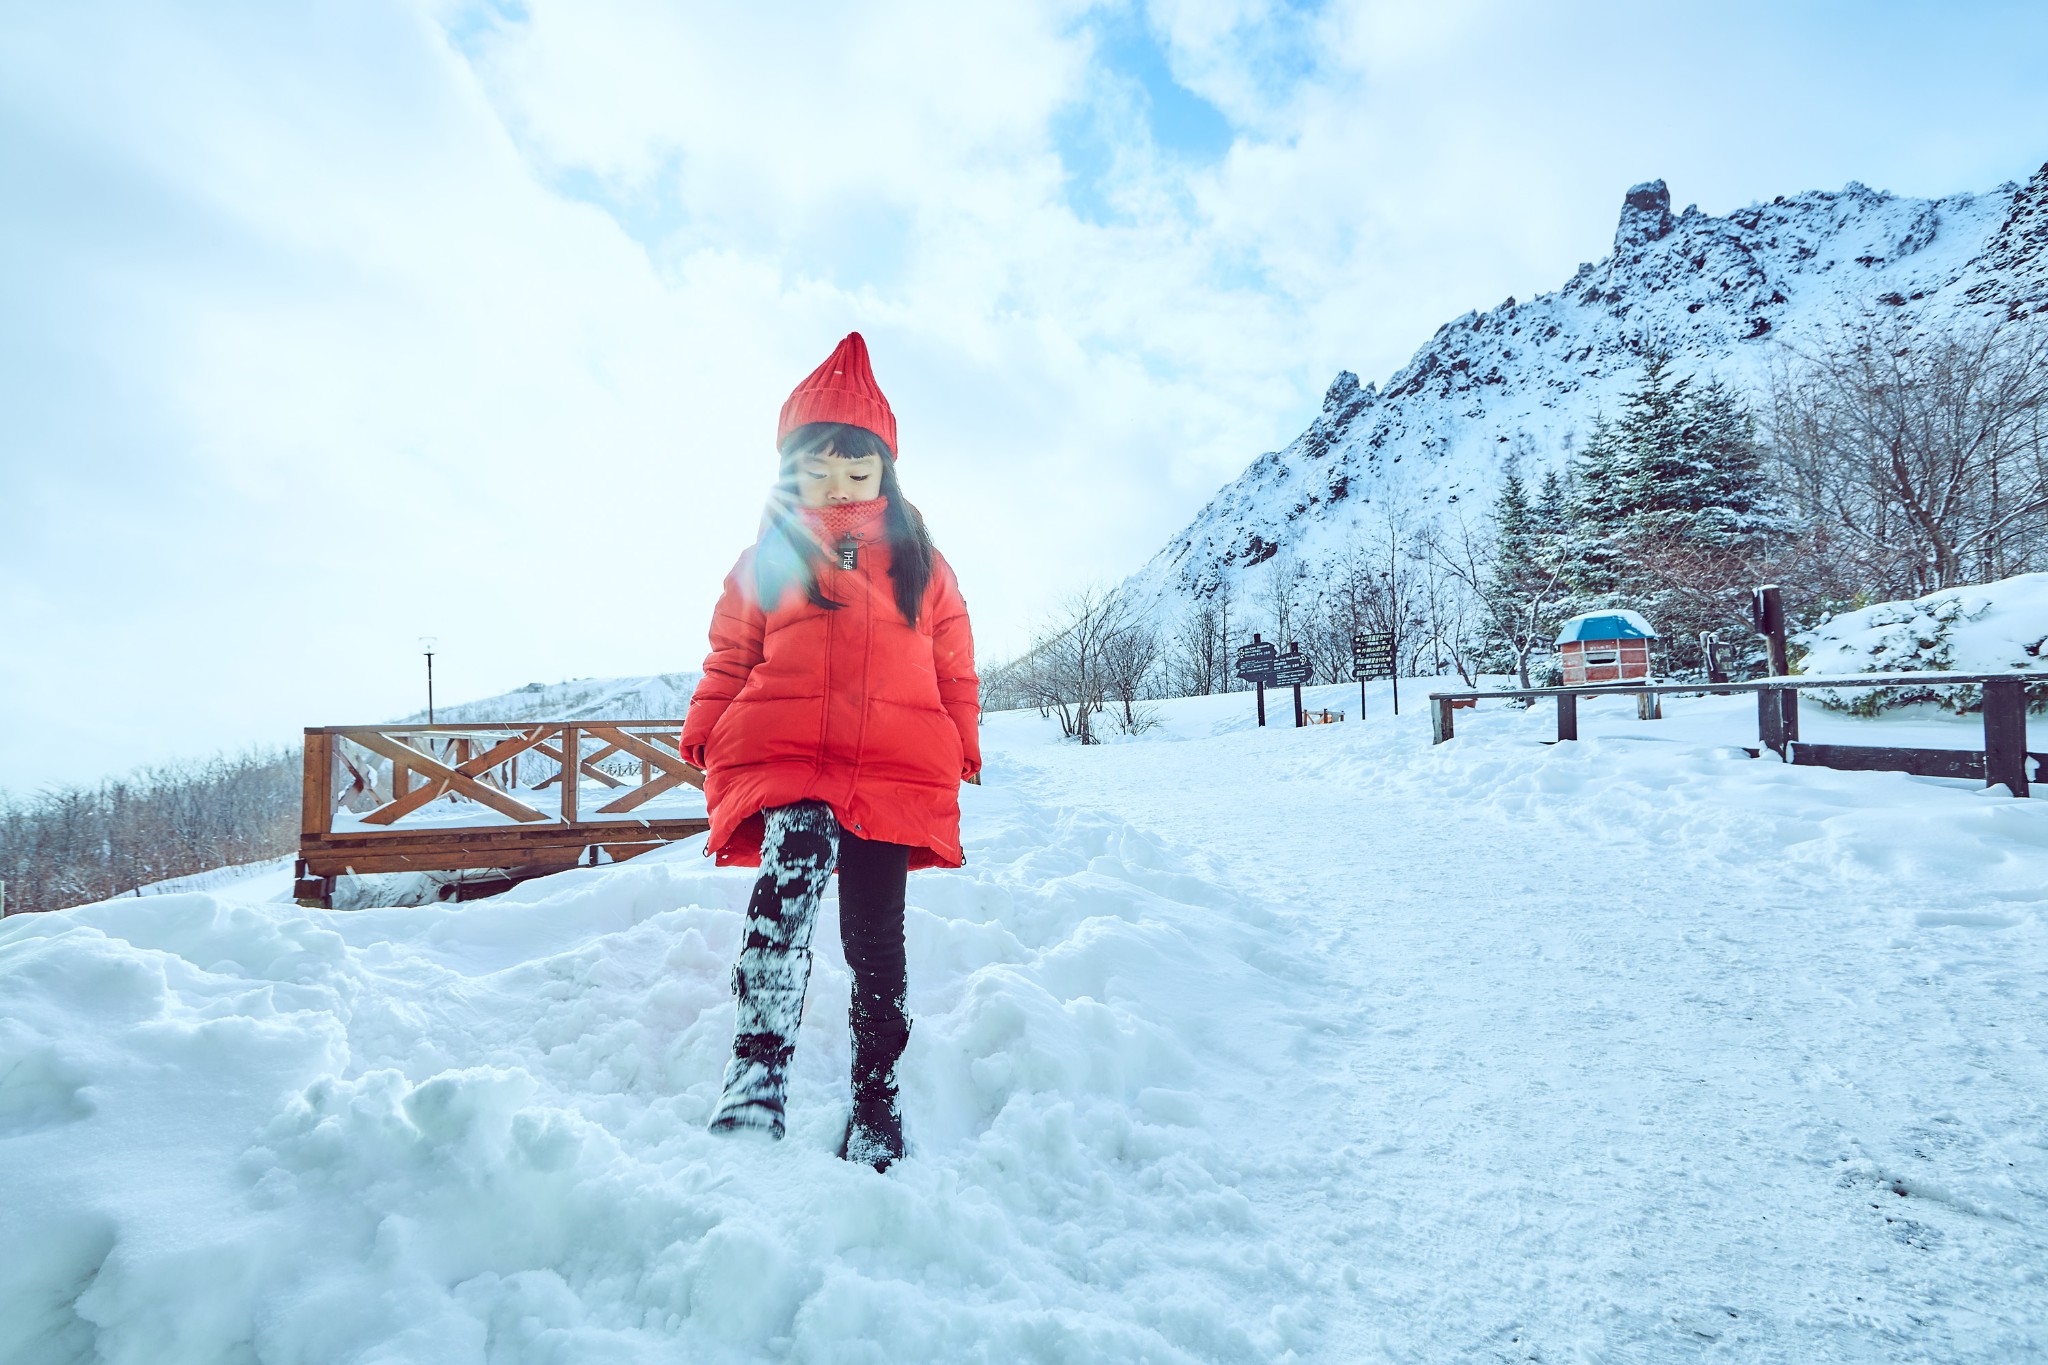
777, 331, 898, 457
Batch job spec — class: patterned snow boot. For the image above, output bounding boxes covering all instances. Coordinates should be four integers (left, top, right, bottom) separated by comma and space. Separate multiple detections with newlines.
708, 803, 837, 1139
838, 1009, 910, 1171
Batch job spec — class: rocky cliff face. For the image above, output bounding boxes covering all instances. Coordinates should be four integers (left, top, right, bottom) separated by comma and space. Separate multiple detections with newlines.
1123, 162, 2048, 617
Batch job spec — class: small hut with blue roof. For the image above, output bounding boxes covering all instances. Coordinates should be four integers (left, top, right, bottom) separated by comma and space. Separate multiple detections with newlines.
1556, 610, 1658, 685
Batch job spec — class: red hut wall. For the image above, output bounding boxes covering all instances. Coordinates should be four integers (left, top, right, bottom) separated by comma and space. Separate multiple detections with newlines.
1559, 638, 1653, 685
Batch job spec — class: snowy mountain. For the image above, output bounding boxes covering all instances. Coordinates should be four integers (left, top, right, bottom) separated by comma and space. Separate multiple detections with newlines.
1125, 162, 2048, 616
396, 672, 700, 725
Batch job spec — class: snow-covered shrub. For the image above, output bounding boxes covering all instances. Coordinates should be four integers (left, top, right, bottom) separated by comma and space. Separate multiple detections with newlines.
1796, 573, 2048, 715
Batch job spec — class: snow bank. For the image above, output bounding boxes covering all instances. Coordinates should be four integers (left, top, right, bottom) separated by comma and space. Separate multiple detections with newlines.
1797, 572, 2048, 713
0, 778, 1321, 1363
6, 680, 2046, 1360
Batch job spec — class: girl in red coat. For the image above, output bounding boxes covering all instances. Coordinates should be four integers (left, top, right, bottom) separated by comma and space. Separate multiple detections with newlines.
679, 332, 979, 1170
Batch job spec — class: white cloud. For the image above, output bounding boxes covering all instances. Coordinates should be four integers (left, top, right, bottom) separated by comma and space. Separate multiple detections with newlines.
1, 0, 2043, 787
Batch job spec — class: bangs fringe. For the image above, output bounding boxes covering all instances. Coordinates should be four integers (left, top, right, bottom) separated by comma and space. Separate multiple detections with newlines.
757, 424, 935, 626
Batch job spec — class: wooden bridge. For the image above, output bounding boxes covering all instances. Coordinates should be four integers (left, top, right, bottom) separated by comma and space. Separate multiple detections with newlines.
295, 721, 708, 907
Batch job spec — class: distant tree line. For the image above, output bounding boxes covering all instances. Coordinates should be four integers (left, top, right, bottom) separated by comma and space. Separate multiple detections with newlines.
985, 311, 2048, 733
0, 749, 300, 916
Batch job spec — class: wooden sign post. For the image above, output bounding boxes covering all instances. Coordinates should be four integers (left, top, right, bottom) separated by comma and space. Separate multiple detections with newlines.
1701, 631, 1729, 686
1234, 635, 1279, 726
1272, 644, 1312, 727
1352, 631, 1395, 717
1751, 586, 1798, 750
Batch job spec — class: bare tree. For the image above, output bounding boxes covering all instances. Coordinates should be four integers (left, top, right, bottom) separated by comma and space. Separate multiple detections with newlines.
1169, 596, 1227, 697
1101, 611, 1163, 734
1422, 516, 1569, 688
1765, 314, 2048, 600
1216, 582, 1236, 692
1412, 549, 1482, 685
1007, 585, 1153, 744
1248, 550, 1303, 661
978, 654, 1040, 715
1353, 510, 1425, 676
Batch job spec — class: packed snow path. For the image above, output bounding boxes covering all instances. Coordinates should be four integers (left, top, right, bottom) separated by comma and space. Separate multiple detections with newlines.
1006, 690, 2048, 1360
2, 687, 2044, 1362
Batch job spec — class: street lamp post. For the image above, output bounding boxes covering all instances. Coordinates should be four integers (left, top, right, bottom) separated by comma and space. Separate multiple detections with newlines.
419, 636, 438, 723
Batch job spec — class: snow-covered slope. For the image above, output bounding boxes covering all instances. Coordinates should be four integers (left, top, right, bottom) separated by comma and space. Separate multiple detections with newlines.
397, 672, 700, 725
5, 685, 2045, 1360
1126, 162, 2048, 616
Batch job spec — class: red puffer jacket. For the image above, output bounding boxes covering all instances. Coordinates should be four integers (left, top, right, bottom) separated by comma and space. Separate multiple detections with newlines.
679, 501, 980, 869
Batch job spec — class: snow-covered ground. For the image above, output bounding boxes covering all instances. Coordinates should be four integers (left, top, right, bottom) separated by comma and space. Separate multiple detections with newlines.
122, 855, 301, 904
4, 685, 2045, 1362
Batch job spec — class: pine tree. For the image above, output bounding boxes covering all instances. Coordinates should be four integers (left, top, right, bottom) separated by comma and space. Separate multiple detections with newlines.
1674, 378, 1773, 540
1544, 355, 1781, 676
1471, 472, 1576, 686
1490, 472, 1535, 579
1570, 418, 1629, 532
1534, 469, 1570, 539
1563, 417, 1633, 602
1614, 353, 1697, 524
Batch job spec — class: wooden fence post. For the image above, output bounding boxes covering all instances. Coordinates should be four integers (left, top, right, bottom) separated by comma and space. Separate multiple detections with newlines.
1431, 697, 1455, 745
559, 726, 580, 824
1557, 692, 1578, 742
1636, 691, 1662, 721
302, 730, 333, 837
1754, 585, 1799, 741
1758, 687, 1786, 756
1983, 679, 2030, 797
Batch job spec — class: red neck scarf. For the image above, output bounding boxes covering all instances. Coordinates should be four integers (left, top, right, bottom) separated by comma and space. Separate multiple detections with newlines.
798, 499, 888, 541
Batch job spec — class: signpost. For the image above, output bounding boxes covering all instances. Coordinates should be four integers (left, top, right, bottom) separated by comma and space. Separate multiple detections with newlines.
1272, 643, 1312, 727
1234, 635, 1278, 727
1352, 631, 1396, 716
1700, 631, 1729, 686
1751, 585, 1798, 750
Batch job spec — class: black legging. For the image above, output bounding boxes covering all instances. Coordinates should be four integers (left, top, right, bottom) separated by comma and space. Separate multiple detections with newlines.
740, 801, 909, 1040
835, 823, 910, 1030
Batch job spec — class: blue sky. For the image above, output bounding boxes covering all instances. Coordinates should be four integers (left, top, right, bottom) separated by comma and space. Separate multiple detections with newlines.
1058, 6, 1237, 221
2, 0, 2045, 788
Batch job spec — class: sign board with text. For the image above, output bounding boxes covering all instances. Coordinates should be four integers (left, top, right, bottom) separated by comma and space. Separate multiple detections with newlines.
1351, 632, 1395, 681
1272, 650, 1312, 687
1234, 640, 1278, 686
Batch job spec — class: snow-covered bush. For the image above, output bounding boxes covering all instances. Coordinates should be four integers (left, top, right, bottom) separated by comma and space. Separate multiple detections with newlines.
1796, 573, 2048, 715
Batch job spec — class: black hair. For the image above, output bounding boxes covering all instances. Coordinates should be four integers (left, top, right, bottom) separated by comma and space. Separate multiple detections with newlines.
757, 421, 937, 627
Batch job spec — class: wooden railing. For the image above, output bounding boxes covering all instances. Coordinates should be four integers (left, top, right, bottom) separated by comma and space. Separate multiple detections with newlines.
1426, 673, 2041, 797
296, 721, 708, 905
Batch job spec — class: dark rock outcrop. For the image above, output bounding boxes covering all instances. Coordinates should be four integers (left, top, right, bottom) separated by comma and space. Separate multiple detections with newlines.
1614, 179, 1677, 253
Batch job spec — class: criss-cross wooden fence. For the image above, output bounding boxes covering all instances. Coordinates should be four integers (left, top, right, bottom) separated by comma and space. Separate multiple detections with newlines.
1426, 672, 2041, 797
295, 721, 707, 906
